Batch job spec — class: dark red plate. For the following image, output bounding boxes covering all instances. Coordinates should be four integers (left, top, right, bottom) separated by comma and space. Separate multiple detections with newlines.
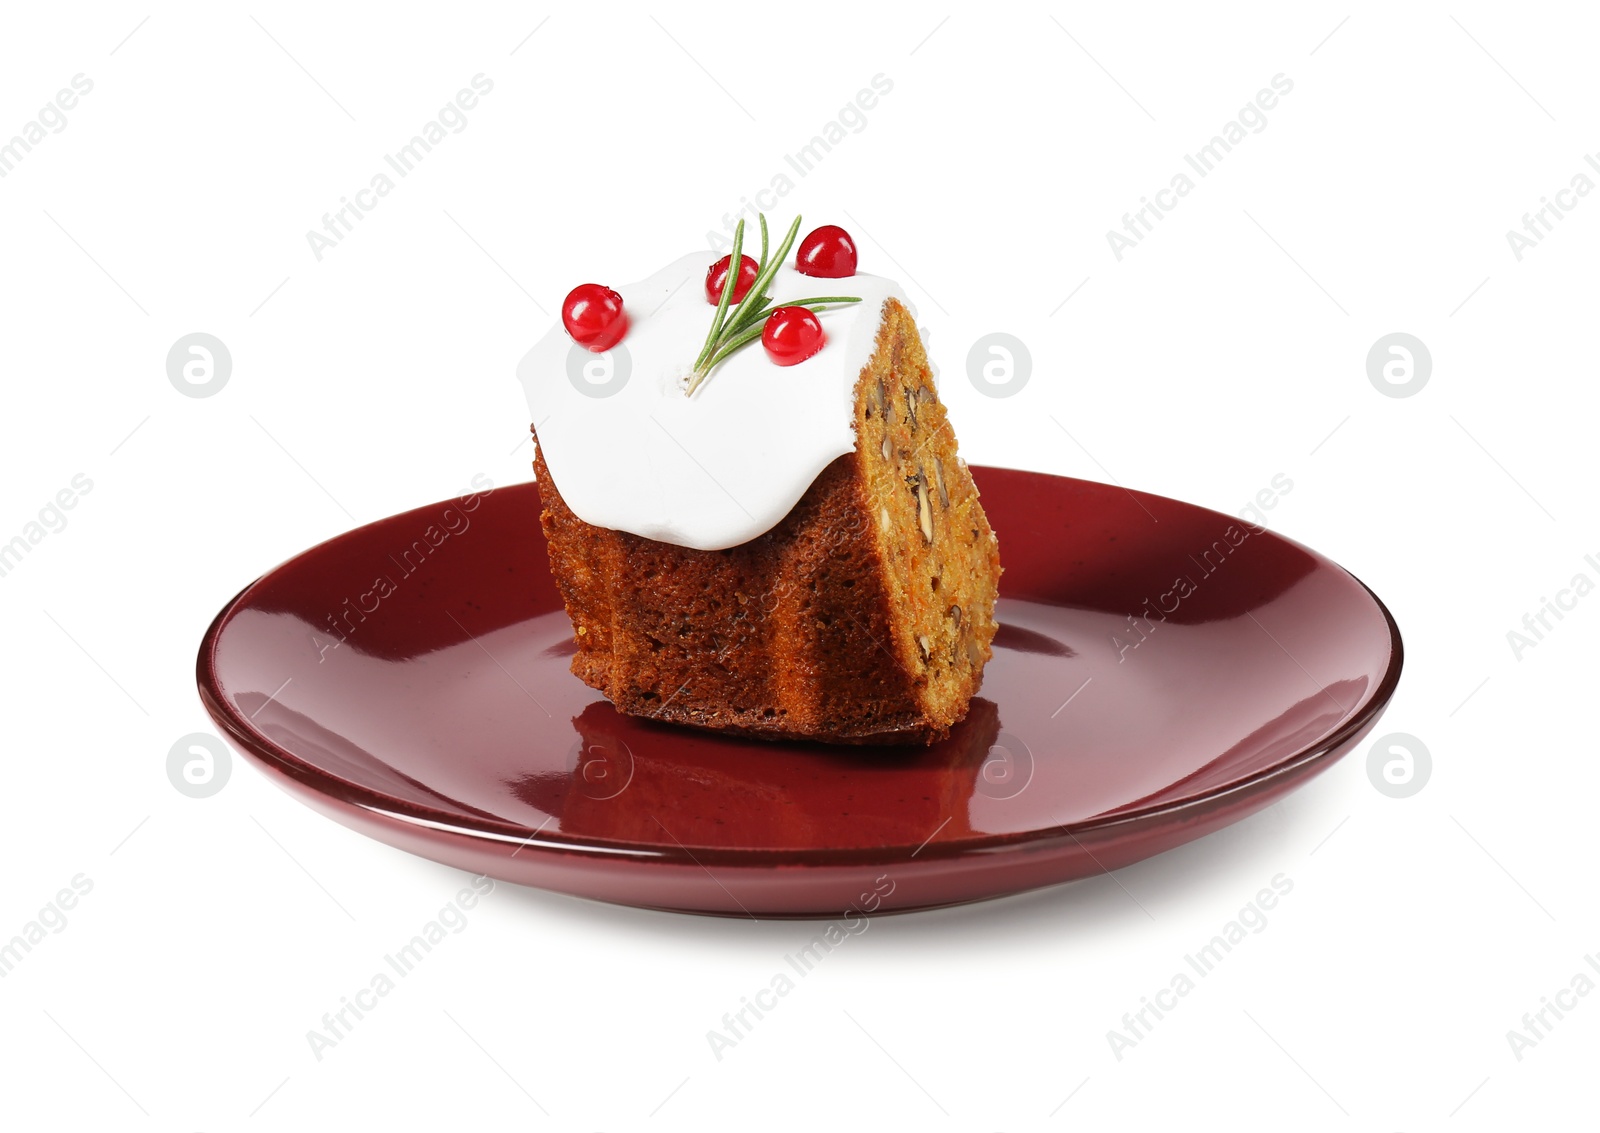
197, 468, 1401, 918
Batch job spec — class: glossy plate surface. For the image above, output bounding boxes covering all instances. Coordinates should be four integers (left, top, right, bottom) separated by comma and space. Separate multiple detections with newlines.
197, 469, 1402, 917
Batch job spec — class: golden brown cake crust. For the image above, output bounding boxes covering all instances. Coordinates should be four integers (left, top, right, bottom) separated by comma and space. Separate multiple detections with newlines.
534, 297, 1001, 745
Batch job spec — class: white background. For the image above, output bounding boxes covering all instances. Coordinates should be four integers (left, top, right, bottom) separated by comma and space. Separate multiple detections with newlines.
1, 2, 1594, 1129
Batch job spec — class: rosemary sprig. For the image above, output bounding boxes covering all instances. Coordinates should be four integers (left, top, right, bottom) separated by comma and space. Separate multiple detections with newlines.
692, 218, 744, 372
704, 300, 862, 370
684, 213, 862, 397
725, 214, 802, 337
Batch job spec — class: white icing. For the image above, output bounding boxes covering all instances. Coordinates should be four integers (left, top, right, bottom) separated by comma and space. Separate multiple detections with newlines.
517, 252, 908, 550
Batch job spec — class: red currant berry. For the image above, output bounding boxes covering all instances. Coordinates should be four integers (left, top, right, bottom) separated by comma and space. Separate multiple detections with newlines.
762, 306, 826, 366
794, 225, 857, 278
561, 283, 628, 352
705, 254, 760, 305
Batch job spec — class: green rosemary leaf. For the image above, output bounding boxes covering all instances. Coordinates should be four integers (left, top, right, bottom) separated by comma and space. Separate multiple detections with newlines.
722, 293, 774, 337
726, 214, 801, 335
725, 294, 860, 338
706, 300, 865, 370
694, 218, 744, 371
704, 322, 769, 370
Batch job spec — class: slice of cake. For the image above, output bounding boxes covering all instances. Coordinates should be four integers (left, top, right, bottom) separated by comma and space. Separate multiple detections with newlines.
517, 214, 1001, 745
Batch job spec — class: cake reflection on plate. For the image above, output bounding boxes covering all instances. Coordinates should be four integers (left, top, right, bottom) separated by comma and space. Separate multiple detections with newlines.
508, 698, 1002, 852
